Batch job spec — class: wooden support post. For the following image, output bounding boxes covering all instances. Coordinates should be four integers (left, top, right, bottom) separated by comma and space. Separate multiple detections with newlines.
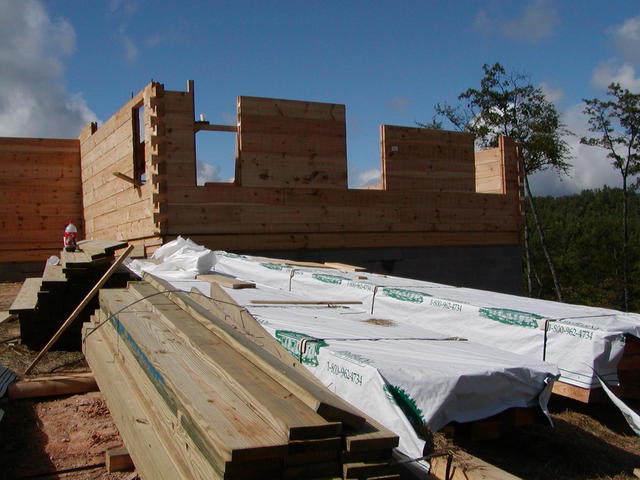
24, 244, 134, 375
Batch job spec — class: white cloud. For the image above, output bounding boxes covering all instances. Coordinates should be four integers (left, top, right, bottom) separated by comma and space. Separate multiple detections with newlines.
350, 168, 381, 188
529, 103, 622, 196
612, 16, 640, 63
473, 1, 558, 44
539, 82, 564, 103
501, 0, 558, 44
109, 0, 140, 63
386, 97, 410, 114
197, 161, 222, 185
122, 34, 139, 63
0, 1, 96, 138
473, 10, 493, 37
592, 63, 640, 91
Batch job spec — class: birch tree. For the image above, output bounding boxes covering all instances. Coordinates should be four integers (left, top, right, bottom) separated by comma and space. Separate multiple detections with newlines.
582, 83, 640, 311
424, 63, 571, 301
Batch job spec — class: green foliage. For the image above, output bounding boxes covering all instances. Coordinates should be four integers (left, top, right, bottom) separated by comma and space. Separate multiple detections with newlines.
527, 187, 640, 312
582, 83, 640, 180
429, 62, 572, 176
582, 83, 640, 310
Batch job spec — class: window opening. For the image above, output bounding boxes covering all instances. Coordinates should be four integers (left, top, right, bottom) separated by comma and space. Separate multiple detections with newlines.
132, 103, 146, 185
195, 120, 237, 186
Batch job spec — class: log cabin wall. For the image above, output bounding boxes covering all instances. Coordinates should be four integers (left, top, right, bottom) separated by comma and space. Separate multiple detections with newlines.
0, 137, 82, 277
0, 80, 524, 293
158, 86, 524, 293
78, 82, 165, 252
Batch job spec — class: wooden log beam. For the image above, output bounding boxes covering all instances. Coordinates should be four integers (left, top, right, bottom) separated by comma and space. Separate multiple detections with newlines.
8, 373, 98, 399
194, 122, 237, 133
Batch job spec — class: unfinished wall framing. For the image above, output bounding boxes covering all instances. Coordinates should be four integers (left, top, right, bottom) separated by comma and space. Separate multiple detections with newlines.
87, 81, 522, 252
1, 80, 524, 291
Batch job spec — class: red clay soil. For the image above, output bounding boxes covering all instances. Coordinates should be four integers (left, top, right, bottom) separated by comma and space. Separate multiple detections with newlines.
2, 282, 640, 479
0, 281, 135, 479
0, 392, 133, 479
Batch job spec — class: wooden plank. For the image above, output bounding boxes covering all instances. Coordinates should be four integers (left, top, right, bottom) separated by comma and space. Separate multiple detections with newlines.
105, 447, 134, 472
0, 137, 80, 152
83, 322, 193, 479
9, 278, 42, 313
128, 282, 342, 442
163, 183, 514, 210
249, 300, 362, 305
195, 123, 237, 133
240, 114, 346, 138
0, 311, 15, 324
24, 244, 133, 375
188, 284, 317, 369
196, 273, 256, 289
343, 460, 395, 479
429, 452, 522, 480
0, 248, 58, 263
42, 262, 66, 285
343, 422, 399, 453
61, 250, 92, 268
324, 262, 366, 272
174, 231, 520, 251
78, 239, 129, 255
97, 289, 290, 467
8, 373, 98, 399
143, 272, 367, 429
238, 96, 346, 121
552, 380, 592, 403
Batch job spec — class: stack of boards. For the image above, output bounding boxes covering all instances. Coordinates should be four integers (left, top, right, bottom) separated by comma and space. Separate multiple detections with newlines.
83, 274, 401, 479
9, 239, 129, 350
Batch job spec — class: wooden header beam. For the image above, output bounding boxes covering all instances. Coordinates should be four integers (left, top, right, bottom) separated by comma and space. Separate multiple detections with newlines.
194, 122, 237, 133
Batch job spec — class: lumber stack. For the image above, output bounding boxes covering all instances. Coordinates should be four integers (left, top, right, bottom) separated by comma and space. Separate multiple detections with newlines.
83, 278, 400, 479
9, 240, 129, 350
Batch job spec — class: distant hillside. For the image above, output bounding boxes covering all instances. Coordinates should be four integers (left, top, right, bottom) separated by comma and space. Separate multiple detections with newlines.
527, 187, 639, 312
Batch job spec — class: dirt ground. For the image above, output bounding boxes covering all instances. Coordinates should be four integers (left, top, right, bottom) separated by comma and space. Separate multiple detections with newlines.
0, 282, 135, 479
1, 281, 640, 480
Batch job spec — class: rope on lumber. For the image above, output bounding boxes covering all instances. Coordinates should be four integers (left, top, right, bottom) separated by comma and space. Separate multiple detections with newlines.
82, 289, 244, 344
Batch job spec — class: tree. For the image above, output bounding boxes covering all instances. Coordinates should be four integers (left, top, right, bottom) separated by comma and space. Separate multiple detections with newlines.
582, 83, 640, 311
424, 63, 571, 301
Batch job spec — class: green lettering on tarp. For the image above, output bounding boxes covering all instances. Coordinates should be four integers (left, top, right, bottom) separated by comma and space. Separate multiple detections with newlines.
220, 252, 246, 259
326, 360, 364, 386
311, 273, 351, 285
478, 307, 542, 329
274, 330, 327, 367
549, 324, 594, 341
260, 262, 285, 271
384, 384, 425, 432
383, 287, 432, 304
333, 350, 372, 366
428, 298, 463, 312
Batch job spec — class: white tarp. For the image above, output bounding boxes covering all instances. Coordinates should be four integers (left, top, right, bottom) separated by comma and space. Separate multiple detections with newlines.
129, 242, 561, 460
213, 251, 640, 389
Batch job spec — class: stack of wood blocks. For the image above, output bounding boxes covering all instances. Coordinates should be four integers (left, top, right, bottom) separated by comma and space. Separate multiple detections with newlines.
83, 276, 400, 479
9, 240, 129, 350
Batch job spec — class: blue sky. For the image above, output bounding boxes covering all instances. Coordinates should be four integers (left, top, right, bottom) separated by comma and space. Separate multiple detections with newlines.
1, 1, 639, 195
